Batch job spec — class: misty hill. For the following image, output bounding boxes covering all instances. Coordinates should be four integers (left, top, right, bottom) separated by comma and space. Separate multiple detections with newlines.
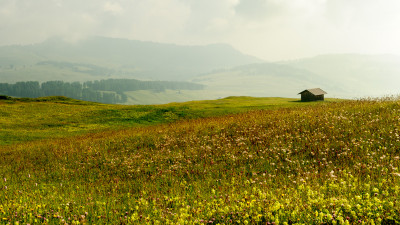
193, 54, 400, 99
283, 54, 400, 98
2, 38, 400, 102
192, 63, 336, 98
0, 36, 262, 82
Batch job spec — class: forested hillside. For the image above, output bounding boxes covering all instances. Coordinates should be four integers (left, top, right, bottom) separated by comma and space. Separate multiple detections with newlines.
0, 79, 204, 104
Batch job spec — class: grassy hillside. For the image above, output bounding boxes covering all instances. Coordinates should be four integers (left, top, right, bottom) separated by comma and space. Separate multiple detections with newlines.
0, 97, 399, 224
123, 89, 227, 105
0, 96, 329, 145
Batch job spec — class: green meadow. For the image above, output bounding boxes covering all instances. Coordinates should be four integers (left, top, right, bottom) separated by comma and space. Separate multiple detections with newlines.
0, 96, 399, 224
0, 96, 331, 145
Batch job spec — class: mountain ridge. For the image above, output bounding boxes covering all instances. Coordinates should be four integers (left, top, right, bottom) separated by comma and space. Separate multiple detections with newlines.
0, 36, 263, 82
1, 38, 400, 102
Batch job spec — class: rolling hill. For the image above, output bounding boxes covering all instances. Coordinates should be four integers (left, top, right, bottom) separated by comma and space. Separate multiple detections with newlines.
0, 96, 324, 145
192, 62, 333, 98
192, 54, 400, 99
283, 54, 400, 98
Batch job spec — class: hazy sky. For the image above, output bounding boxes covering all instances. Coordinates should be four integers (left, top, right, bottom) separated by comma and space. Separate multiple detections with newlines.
1, 0, 400, 60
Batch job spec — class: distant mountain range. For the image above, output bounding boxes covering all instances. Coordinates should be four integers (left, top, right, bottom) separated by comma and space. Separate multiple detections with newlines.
1, 37, 400, 102
0, 36, 262, 82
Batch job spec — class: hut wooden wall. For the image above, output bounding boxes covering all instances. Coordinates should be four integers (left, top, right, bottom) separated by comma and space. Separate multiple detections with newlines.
301, 92, 324, 102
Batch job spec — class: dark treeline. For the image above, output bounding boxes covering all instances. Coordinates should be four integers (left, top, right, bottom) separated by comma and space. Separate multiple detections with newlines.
0, 79, 204, 104
0, 81, 123, 104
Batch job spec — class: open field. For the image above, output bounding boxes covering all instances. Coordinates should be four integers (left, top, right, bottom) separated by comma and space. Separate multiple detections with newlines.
0, 97, 399, 224
0, 96, 336, 145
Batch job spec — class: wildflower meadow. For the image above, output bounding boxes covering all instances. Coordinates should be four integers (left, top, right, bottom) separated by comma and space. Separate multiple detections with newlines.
0, 97, 399, 224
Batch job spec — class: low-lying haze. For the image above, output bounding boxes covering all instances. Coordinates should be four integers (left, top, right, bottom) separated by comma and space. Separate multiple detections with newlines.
1, 0, 400, 61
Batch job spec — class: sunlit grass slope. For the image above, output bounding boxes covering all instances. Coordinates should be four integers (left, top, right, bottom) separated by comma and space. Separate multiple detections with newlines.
0, 97, 399, 224
0, 96, 334, 145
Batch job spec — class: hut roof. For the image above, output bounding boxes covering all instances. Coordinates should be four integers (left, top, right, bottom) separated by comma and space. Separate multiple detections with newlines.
298, 88, 327, 95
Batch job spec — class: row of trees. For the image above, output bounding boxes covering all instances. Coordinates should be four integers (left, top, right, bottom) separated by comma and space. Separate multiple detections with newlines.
0, 81, 123, 104
0, 79, 204, 104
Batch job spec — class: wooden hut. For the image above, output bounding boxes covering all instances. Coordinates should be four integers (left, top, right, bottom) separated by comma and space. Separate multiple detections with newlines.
298, 88, 327, 102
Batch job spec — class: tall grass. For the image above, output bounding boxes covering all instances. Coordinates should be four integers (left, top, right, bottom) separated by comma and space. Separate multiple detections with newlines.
0, 98, 399, 224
